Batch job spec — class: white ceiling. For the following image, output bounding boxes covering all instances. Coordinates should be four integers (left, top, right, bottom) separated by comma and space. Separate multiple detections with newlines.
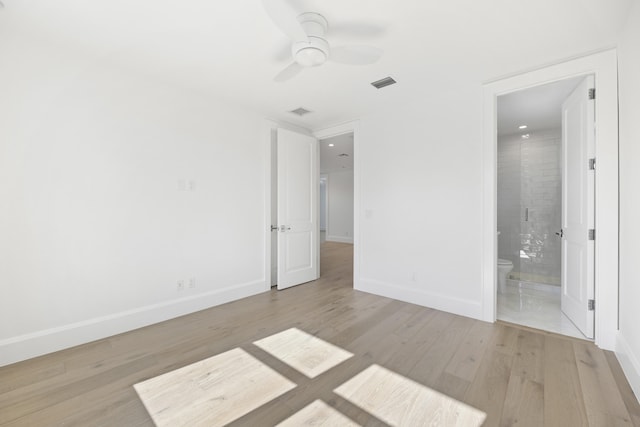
320, 133, 353, 173
0, 0, 632, 130
497, 76, 584, 137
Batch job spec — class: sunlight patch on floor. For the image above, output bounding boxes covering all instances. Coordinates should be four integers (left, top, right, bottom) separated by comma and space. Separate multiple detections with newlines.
134, 330, 486, 426
276, 399, 360, 426
134, 348, 295, 426
334, 364, 486, 427
254, 328, 353, 378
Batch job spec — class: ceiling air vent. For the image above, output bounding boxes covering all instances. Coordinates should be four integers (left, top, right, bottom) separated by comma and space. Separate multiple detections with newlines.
371, 76, 397, 89
289, 107, 312, 116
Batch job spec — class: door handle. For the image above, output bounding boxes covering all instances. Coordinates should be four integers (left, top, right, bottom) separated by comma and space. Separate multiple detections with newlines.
555, 229, 564, 238
279, 225, 291, 232
270, 225, 278, 232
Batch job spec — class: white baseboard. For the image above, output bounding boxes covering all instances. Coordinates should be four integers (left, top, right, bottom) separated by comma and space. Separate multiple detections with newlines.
326, 235, 354, 244
356, 278, 483, 320
616, 332, 640, 402
0, 280, 267, 367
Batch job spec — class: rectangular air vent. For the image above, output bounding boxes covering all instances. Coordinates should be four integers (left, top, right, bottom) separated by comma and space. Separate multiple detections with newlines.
371, 76, 397, 89
289, 107, 312, 116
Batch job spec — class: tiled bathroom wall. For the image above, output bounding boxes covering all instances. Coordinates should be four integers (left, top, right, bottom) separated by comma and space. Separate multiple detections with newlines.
497, 136, 522, 269
498, 130, 562, 286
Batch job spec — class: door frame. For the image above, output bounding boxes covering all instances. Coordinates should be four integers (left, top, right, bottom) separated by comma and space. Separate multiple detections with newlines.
481, 49, 619, 350
320, 174, 329, 234
314, 120, 360, 287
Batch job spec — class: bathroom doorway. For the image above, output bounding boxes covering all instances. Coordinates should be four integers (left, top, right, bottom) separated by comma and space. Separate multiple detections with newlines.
496, 75, 595, 340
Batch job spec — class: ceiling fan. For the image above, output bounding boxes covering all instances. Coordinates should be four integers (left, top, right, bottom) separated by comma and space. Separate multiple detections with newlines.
262, 0, 383, 82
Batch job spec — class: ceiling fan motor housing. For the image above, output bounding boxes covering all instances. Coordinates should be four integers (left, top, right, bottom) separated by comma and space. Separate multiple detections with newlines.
292, 12, 330, 67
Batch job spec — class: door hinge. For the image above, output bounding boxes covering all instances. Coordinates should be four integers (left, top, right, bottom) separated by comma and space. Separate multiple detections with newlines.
589, 158, 596, 170
588, 88, 596, 100
589, 229, 595, 240
588, 299, 595, 311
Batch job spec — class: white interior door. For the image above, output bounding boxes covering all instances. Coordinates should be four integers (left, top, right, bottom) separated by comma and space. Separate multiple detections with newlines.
277, 128, 319, 290
561, 75, 595, 339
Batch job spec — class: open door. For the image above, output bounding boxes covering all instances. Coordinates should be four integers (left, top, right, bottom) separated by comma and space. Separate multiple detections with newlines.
276, 128, 319, 290
561, 75, 595, 339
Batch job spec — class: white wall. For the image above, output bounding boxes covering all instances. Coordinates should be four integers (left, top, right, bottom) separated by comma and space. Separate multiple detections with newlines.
617, 0, 640, 399
0, 40, 268, 366
326, 171, 354, 243
357, 84, 485, 318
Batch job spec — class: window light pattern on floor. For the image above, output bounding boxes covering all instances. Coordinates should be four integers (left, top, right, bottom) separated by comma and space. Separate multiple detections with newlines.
253, 327, 354, 378
134, 348, 295, 427
334, 364, 486, 426
275, 399, 360, 426
134, 329, 486, 426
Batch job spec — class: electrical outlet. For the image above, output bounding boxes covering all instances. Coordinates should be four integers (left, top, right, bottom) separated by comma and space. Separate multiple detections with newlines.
189, 278, 196, 288
177, 280, 185, 291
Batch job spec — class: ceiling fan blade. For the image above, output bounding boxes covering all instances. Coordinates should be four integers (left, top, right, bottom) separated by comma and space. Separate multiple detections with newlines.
273, 41, 292, 62
274, 62, 304, 82
328, 23, 387, 39
330, 45, 383, 65
262, 0, 308, 43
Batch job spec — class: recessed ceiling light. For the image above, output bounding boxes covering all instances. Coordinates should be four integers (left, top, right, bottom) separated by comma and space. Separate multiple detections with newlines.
328, 143, 335, 147
521, 134, 531, 139
519, 125, 528, 129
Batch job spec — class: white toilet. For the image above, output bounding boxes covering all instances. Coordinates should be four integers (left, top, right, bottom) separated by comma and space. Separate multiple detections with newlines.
497, 258, 514, 293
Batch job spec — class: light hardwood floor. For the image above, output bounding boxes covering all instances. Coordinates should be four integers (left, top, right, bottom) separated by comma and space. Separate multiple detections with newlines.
1, 242, 639, 426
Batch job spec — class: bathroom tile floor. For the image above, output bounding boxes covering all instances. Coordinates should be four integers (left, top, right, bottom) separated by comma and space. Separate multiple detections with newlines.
497, 282, 589, 340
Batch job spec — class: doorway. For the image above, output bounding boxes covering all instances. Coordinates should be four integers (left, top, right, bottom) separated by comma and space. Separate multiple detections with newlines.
481, 49, 619, 350
319, 133, 354, 245
496, 76, 592, 339
265, 120, 359, 294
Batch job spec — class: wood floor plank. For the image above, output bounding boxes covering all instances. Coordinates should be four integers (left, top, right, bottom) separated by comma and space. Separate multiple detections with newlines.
543, 335, 588, 427
408, 313, 475, 389
445, 319, 494, 382
464, 350, 513, 427
1, 242, 638, 426
500, 374, 544, 427
604, 351, 640, 426
511, 329, 545, 383
573, 341, 635, 426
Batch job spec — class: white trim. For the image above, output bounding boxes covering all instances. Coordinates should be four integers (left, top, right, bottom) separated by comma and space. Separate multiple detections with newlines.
0, 279, 266, 367
482, 49, 619, 350
263, 120, 275, 291
314, 121, 359, 139
320, 173, 329, 232
313, 120, 361, 288
616, 332, 640, 401
358, 278, 483, 319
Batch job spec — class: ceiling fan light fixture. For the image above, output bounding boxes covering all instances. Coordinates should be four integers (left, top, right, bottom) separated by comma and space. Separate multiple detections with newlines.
295, 47, 327, 67
292, 36, 330, 67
